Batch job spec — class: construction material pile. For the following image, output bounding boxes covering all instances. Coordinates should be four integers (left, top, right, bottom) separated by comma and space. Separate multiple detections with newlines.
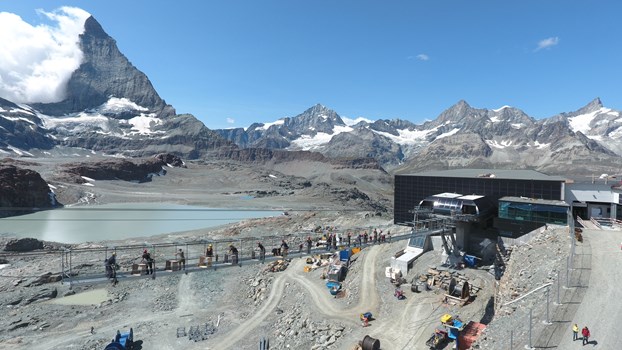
413, 266, 483, 296
265, 259, 289, 273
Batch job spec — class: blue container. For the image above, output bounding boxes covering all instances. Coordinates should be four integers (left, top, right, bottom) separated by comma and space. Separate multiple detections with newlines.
464, 255, 476, 267
447, 320, 463, 340
326, 281, 341, 289
339, 249, 351, 261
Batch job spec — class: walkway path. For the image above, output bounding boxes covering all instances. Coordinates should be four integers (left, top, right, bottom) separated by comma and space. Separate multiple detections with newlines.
535, 228, 622, 349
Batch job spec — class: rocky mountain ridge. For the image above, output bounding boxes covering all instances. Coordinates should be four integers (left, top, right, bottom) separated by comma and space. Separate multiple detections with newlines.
214, 99, 622, 175
0, 15, 231, 161
1, 14, 620, 176
0, 16, 382, 174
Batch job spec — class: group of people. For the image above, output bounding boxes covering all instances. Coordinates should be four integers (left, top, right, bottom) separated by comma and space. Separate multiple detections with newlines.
255, 240, 288, 262
572, 323, 591, 345
105, 227, 395, 280
354, 228, 390, 247
105, 247, 188, 281
316, 228, 391, 251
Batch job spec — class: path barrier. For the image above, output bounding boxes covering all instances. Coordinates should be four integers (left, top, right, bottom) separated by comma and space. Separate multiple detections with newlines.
0, 228, 416, 286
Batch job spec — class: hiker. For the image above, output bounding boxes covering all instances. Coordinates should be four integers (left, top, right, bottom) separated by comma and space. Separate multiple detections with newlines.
394, 288, 405, 300
205, 244, 214, 266
306, 236, 313, 254
347, 232, 352, 247
228, 244, 239, 265
361, 314, 369, 327
572, 323, 579, 341
105, 256, 113, 279
582, 326, 590, 345
257, 242, 266, 263
332, 234, 337, 250
280, 240, 289, 258
106, 252, 118, 285
176, 249, 186, 270
142, 249, 154, 275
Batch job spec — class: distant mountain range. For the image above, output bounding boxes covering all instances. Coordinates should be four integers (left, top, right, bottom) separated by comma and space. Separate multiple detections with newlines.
214, 99, 622, 175
1, 15, 621, 176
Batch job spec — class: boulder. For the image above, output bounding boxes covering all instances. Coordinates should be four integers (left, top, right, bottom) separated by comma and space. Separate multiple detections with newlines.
24, 288, 57, 305
154, 153, 186, 168
4, 238, 44, 252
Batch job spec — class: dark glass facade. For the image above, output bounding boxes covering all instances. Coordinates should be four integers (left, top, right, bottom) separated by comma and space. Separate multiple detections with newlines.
498, 201, 567, 225
394, 175, 564, 225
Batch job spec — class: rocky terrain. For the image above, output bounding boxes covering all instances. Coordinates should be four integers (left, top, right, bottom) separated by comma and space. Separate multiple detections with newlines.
0, 155, 591, 350
0, 9, 614, 350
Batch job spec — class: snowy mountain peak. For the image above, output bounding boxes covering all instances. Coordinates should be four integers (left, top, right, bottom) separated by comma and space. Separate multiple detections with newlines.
493, 105, 512, 112
575, 97, 604, 115
435, 99, 482, 124
31, 15, 173, 118
291, 104, 345, 129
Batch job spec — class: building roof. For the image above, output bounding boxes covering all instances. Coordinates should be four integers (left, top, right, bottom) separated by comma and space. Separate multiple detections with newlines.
459, 194, 485, 200
434, 193, 463, 199
399, 169, 566, 181
499, 196, 569, 207
568, 189, 616, 204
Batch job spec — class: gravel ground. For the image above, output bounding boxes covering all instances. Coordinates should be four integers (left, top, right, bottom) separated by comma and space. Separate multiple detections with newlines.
0, 158, 603, 350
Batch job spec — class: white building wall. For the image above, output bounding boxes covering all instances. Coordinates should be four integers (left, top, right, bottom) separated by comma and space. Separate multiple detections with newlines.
565, 182, 620, 219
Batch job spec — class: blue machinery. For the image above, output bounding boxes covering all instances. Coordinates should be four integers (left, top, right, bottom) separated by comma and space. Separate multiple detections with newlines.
104, 328, 134, 350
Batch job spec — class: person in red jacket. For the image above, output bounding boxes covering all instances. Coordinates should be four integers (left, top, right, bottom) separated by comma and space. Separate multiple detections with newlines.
581, 326, 590, 345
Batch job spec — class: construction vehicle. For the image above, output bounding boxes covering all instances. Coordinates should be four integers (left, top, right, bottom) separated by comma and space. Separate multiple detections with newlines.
104, 328, 134, 350
425, 327, 448, 349
425, 314, 465, 349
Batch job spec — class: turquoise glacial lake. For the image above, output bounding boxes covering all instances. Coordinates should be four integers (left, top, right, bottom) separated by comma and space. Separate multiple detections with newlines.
0, 203, 279, 244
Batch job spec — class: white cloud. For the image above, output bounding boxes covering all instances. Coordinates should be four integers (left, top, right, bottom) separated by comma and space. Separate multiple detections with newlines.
0, 7, 90, 103
341, 116, 372, 126
226, 117, 235, 124
416, 54, 429, 61
535, 36, 559, 51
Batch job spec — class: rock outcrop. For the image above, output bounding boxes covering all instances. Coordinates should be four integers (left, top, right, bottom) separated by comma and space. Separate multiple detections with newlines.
0, 165, 57, 218
4, 238, 44, 252
154, 153, 186, 168
62, 158, 167, 183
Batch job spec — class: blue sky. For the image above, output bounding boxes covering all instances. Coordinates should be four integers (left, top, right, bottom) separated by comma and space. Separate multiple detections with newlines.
1, 1, 621, 129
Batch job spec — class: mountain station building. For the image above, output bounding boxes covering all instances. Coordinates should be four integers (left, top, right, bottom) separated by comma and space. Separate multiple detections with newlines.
394, 169, 622, 238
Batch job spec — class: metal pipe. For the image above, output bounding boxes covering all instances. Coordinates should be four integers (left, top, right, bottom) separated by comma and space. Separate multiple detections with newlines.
545, 288, 550, 323
61, 249, 64, 284
69, 249, 73, 287
527, 308, 533, 349
557, 270, 562, 305
152, 245, 156, 279
503, 283, 552, 306
566, 256, 570, 288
